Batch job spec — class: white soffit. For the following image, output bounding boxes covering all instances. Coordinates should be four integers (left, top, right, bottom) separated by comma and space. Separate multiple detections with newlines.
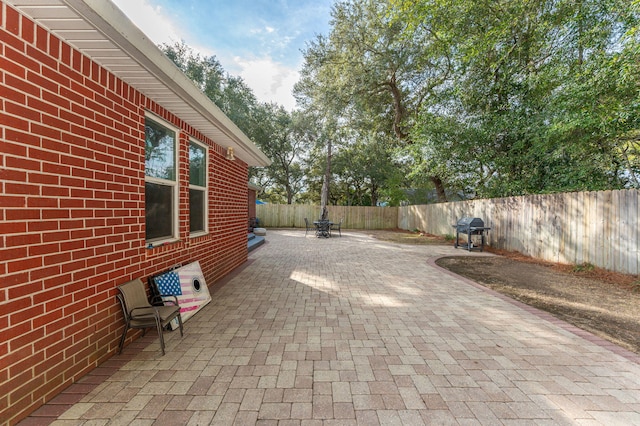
5, 0, 271, 167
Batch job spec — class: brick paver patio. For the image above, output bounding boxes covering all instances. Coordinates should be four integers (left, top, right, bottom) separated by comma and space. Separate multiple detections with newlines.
24, 230, 640, 425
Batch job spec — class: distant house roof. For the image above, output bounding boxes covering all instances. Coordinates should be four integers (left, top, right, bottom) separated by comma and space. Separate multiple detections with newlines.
7, 0, 271, 167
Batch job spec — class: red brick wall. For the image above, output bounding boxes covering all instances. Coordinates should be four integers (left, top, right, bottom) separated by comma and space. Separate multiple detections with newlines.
0, 3, 250, 424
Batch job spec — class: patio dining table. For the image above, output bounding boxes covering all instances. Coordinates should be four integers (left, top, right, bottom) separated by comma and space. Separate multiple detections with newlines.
313, 220, 333, 238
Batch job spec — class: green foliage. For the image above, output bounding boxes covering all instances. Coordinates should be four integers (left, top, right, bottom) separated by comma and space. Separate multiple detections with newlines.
160, 41, 256, 123
296, 0, 452, 203
573, 262, 596, 273
390, 0, 640, 198
161, 0, 640, 206
250, 106, 313, 204
160, 41, 313, 204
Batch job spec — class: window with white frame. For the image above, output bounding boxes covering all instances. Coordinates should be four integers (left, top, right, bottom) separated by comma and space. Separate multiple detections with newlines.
189, 140, 207, 235
144, 116, 177, 243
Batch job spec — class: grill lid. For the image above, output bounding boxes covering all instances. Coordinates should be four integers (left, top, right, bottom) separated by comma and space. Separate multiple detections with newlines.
456, 217, 485, 228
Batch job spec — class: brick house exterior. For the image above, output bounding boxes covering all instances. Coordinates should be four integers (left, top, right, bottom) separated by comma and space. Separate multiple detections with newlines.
0, 1, 270, 424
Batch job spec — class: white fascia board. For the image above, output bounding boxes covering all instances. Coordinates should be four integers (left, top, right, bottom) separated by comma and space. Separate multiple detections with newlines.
7, 0, 271, 167
66, 0, 271, 167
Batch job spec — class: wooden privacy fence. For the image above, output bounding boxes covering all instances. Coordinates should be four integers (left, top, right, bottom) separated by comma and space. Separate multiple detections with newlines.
255, 204, 398, 230
398, 189, 640, 275
257, 189, 640, 274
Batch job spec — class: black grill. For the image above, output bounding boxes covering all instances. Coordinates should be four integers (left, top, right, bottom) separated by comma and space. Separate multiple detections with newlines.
453, 217, 490, 251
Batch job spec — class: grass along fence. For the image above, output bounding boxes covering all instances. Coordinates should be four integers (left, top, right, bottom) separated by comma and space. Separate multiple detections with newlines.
257, 189, 639, 275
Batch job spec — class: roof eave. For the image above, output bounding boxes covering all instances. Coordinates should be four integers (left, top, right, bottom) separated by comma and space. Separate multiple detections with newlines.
6, 0, 272, 167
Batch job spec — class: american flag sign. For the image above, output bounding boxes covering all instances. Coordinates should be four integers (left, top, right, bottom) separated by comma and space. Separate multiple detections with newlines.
159, 261, 211, 330
154, 271, 182, 295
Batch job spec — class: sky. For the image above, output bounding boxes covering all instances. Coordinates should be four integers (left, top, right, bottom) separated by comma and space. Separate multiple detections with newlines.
112, 0, 334, 111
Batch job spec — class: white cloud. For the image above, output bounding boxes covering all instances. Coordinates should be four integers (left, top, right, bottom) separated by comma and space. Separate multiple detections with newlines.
112, 0, 300, 111
112, 0, 180, 46
234, 57, 299, 111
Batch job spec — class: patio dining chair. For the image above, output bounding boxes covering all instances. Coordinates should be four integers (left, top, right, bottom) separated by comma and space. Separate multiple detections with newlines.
331, 218, 343, 237
116, 278, 183, 356
304, 218, 314, 236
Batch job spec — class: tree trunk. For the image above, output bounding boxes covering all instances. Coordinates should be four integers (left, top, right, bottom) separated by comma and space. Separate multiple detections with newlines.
431, 175, 447, 202
387, 75, 409, 140
370, 183, 378, 206
321, 137, 332, 220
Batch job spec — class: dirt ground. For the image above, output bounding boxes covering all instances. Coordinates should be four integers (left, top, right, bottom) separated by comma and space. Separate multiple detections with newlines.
363, 229, 640, 355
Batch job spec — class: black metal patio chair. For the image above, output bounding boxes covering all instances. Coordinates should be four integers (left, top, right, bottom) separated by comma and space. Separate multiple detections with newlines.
331, 218, 343, 237
116, 278, 183, 356
304, 218, 314, 236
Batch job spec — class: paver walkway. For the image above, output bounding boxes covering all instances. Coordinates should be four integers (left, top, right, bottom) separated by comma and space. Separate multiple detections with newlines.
24, 230, 640, 425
